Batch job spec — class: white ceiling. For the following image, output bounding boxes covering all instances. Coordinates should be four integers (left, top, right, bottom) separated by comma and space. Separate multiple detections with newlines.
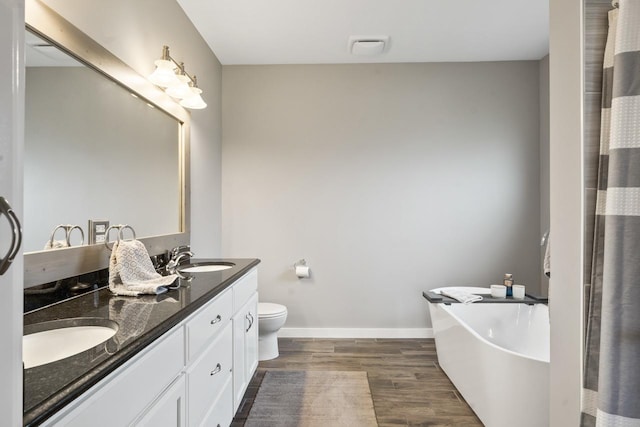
177, 0, 549, 65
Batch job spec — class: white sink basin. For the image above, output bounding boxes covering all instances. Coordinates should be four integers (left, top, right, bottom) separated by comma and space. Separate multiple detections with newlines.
178, 262, 234, 273
23, 319, 118, 369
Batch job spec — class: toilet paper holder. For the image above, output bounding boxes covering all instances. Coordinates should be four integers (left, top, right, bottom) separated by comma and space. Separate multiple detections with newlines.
293, 259, 311, 279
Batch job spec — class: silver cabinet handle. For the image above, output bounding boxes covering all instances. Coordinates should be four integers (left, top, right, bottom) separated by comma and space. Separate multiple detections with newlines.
210, 315, 222, 325
0, 197, 22, 276
245, 312, 255, 332
210, 363, 222, 376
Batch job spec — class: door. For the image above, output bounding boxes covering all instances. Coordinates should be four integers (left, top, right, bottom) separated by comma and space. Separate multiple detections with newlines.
0, 0, 25, 424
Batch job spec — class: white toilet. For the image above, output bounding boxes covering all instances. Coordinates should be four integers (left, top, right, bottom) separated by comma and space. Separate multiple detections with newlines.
257, 302, 288, 361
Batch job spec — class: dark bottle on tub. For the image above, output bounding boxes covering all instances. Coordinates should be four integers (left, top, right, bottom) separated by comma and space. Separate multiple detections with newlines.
503, 273, 514, 297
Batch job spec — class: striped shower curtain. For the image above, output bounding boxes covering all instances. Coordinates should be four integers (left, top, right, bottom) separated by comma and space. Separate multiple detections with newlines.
581, 1, 640, 426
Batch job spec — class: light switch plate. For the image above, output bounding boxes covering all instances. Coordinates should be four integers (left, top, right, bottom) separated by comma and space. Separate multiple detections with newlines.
88, 219, 109, 245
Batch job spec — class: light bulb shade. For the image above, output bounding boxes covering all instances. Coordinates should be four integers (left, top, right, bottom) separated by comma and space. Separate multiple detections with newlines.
180, 90, 207, 109
165, 81, 193, 99
149, 59, 180, 87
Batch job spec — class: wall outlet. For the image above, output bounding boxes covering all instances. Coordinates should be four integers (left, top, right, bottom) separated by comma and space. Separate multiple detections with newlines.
88, 219, 109, 245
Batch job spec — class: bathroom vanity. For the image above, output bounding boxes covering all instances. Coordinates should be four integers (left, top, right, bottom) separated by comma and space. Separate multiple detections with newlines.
23, 259, 260, 427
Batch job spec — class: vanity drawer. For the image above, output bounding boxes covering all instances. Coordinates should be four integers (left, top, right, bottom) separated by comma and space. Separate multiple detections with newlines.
187, 288, 232, 361
200, 375, 233, 427
187, 322, 233, 427
233, 268, 258, 312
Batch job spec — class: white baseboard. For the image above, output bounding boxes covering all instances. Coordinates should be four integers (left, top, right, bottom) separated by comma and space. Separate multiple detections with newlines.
278, 328, 434, 339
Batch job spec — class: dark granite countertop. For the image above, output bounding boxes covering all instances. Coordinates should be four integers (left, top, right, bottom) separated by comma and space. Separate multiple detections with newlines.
23, 258, 260, 427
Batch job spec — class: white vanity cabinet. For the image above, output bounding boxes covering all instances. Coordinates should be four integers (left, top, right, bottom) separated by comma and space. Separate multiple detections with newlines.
42, 326, 186, 427
37, 267, 259, 427
231, 269, 259, 412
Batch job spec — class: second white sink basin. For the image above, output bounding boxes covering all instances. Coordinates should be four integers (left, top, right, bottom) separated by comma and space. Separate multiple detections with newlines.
24, 319, 118, 369
178, 262, 235, 273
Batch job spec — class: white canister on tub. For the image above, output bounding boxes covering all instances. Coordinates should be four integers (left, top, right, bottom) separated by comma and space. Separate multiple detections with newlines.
490, 284, 507, 298
513, 284, 526, 299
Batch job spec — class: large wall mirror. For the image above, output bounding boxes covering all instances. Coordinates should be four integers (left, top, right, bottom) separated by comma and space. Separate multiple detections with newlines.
24, 0, 190, 287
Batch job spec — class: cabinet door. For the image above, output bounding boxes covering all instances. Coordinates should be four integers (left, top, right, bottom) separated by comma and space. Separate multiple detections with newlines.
232, 292, 259, 413
244, 293, 259, 381
232, 306, 248, 412
136, 375, 186, 427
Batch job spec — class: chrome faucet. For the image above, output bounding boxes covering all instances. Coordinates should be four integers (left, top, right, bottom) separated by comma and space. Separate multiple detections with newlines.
169, 245, 191, 260
166, 245, 194, 274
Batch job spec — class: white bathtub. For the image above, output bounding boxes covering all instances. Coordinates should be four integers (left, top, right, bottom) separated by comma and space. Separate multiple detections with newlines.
427, 287, 549, 427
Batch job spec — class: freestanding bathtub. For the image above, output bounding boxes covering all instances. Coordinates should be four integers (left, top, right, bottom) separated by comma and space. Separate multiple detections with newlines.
427, 287, 549, 427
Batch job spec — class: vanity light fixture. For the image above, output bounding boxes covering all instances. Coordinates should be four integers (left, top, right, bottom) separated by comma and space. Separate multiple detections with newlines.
149, 45, 207, 110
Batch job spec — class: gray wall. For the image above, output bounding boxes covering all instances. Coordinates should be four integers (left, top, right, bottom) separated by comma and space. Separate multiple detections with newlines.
40, 0, 224, 257
222, 62, 542, 329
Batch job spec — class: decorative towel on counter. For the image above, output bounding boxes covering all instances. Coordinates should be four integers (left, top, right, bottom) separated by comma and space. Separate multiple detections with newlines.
543, 234, 551, 278
439, 289, 483, 304
108, 239, 178, 296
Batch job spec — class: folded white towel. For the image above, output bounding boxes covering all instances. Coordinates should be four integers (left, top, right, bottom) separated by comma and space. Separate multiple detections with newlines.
440, 289, 483, 304
109, 240, 178, 296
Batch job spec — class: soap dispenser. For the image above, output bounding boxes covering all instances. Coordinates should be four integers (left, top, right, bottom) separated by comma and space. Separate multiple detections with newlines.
503, 273, 514, 297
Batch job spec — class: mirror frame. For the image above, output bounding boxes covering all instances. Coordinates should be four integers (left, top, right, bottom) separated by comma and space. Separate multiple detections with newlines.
24, 0, 190, 288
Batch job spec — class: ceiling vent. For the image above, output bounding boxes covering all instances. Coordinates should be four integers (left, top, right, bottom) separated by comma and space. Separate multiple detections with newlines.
348, 36, 389, 56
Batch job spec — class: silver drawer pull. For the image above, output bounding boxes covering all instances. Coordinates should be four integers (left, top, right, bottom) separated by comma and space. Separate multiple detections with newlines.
210, 363, 222, 376
210, 315, 222, 325
246, 312, 255, 332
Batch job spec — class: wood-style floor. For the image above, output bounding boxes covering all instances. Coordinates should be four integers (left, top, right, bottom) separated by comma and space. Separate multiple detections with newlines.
231, 338, 483, 427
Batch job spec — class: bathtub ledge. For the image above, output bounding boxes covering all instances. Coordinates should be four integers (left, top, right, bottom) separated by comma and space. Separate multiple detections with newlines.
422, 290, 548, 305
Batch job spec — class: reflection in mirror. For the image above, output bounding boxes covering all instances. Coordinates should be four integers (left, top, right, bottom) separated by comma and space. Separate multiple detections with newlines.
24, 31, 181, 253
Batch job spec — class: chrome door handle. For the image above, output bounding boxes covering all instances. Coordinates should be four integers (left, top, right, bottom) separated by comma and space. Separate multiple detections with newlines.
0, 197, 22, 276
210, 315, 222, 325
210, 363, 222, 376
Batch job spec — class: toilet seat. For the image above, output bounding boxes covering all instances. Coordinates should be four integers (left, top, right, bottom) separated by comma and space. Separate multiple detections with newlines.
259, 302, 287, 319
